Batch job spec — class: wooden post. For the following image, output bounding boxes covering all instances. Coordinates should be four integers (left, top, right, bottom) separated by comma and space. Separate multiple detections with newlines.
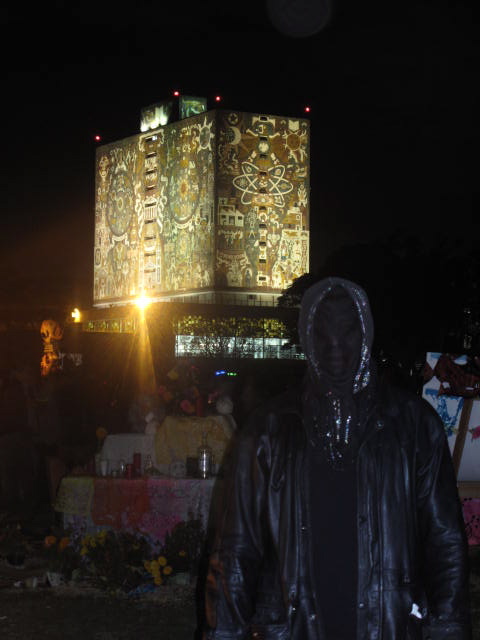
452, 397, 474, 478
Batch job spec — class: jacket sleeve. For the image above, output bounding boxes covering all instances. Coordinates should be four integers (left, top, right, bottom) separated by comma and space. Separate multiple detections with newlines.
204, 420, 270, 640
415, 400, 472, 640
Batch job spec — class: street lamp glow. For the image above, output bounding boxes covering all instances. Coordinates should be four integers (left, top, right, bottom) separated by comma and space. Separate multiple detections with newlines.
136, 295, 150, 310
71, 308, 81, 322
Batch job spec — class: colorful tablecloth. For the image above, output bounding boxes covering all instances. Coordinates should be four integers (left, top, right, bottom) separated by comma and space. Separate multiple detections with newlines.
54, 475, 217, 543
462, 498, 480, 545
55, 477, 480, 546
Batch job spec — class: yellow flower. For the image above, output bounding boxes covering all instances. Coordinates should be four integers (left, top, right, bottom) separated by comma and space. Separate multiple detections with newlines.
96, 531, 107, 546
44, 535, 57, 548
163, 565, 172, 576
82, 534, 93, 547
58, 537, 70, 551
154, 575, 163, 586
157, 556, 167, 567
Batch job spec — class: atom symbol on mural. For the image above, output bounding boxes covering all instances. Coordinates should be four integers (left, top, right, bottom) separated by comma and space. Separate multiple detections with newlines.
233, 161, 293, 207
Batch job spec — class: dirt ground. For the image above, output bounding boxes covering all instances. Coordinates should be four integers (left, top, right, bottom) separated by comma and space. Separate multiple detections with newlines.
1, 562, 479, 639
0, 510, 479, 640
0, 579, 199, 640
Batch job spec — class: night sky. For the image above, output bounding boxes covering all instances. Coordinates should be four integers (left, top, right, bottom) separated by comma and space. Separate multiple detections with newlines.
0, 0, 475, 310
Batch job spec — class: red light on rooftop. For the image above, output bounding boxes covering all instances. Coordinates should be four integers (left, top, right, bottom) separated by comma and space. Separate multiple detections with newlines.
215, 95, 221, 102
94, 134, 101, 142
304, 106, 311, 113
173, 90, 180, 97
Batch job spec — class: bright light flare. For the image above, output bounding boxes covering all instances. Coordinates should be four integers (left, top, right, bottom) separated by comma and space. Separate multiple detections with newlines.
173, 90, 180, 97
71, 308, 81, 322
215, 95, 222, 102
135, 295, 151, 310
94, 134, 101, 142
304, 106, 311, 113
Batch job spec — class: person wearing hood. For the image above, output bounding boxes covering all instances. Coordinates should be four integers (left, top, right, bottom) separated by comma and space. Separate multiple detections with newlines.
203, 278, 471, 640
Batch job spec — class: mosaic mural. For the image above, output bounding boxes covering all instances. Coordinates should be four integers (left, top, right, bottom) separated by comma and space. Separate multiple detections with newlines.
216, 111, 309, 291
93, 108, 309, 306
94, 112, 216, 304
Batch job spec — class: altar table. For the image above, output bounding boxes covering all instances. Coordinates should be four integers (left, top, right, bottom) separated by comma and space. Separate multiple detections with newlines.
54, 475, 218, 544
54, 476, 480, 546
99, 414, 234, 476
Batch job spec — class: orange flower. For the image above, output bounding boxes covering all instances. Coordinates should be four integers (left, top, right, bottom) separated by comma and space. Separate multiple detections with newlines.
157, 556, 167, 567
163, 565, 172, 576
44, 535, 57, 548
58, 537, 70, 551
96, 427, 108, 441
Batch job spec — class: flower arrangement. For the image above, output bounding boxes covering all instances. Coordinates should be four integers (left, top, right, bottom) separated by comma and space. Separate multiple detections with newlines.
78, 529, 153, 592
158, 362, 206, 417
43, 534, 79, 578
32, 515, 206, 592
160, 516, 205, 576
143, 555, 173, 586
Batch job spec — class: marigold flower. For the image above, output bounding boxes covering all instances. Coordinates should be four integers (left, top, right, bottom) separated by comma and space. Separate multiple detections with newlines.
163, 565, 172, 576
154, 575, 163, 586
58, 537, 70, 551
157, 556, 167, 566
44, 535, 57, 548
96, 427, 108, 441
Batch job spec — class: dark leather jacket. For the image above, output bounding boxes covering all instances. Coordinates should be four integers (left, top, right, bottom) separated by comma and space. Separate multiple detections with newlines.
204, 383, 471, 639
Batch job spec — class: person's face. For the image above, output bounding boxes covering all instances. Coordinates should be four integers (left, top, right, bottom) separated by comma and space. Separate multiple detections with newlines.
313, 290, 362, 381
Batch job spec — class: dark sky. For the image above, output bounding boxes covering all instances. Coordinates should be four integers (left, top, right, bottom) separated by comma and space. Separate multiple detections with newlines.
0, 0, 475, 310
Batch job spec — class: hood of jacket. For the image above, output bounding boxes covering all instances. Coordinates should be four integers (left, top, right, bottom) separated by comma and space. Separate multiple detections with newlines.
298, 277, 374, 397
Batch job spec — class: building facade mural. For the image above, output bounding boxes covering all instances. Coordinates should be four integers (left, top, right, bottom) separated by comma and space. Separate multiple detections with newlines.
93, 108, 309, 306
216, 111, 309, 291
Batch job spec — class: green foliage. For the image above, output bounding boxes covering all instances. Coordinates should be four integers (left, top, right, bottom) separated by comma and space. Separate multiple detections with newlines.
160, 517, 205, 575
78, 529, 153, 592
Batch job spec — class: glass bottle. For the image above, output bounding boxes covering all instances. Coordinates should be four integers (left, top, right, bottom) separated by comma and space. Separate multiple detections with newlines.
144, 454, 153, 475
197, 432, 212, 479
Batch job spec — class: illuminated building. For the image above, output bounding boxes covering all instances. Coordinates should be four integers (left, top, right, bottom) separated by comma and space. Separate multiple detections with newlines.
93, 96, 310, 309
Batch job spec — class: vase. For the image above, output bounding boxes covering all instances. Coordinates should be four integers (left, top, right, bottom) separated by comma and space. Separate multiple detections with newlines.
170, 572, 190, 586
46, 571, 63, 587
